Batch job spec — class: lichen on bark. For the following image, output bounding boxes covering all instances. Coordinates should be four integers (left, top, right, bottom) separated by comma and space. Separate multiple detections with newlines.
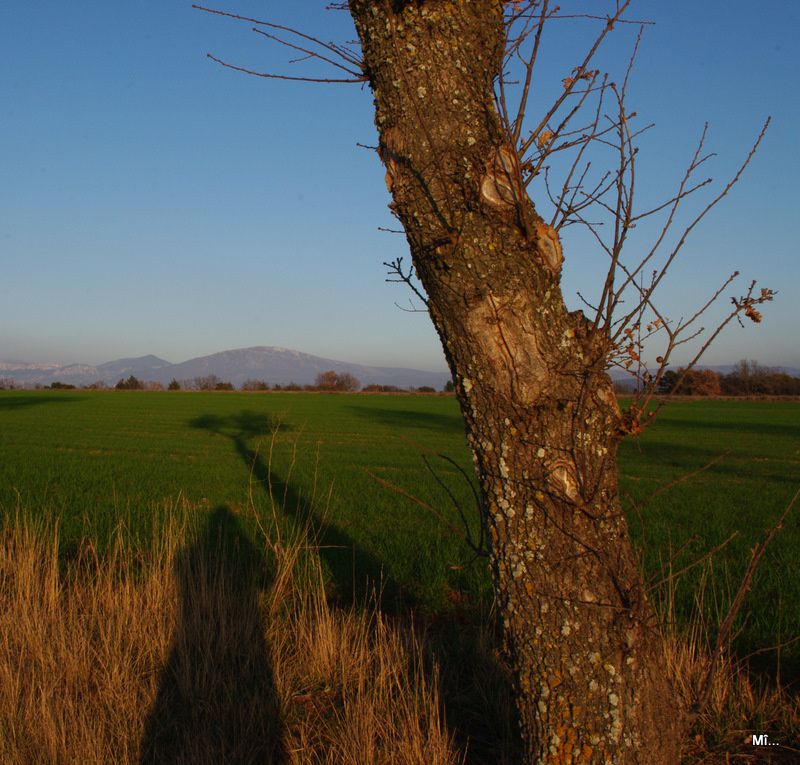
350, 1, 685, 761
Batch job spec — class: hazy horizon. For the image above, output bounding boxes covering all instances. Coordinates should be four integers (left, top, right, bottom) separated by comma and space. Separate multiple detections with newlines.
0, 344, 454, 373
4, 342, 799, 379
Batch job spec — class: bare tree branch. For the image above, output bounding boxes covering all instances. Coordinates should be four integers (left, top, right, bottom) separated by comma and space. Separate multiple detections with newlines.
194, 4, 367, 83
383, 256, 429, 310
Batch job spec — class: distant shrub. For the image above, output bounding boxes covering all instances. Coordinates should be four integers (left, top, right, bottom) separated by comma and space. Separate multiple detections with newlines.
654, 362, 800, 397
674, 368, 721, 396
242, 379, 270, 391
47, 381, 76, 390
416, 386, 436, 394
193, 375, 221, 391
115, 376, 143, 391
145, 381, 164, 391
314, 371, 360, 392
337, 373, 360, 392
362, 384, 402, 393
83, 381, 107, 391
612, 378, 636, 394
167, 379, 181, 391
657, 370, 679, 394
720, 360, 800, 396
756, 373, 800, 395
314, 370, 338, 390
0, 378, 17, 390
214, 381, 235, 391
274, 382, 302, 392
443, 380, 455, 393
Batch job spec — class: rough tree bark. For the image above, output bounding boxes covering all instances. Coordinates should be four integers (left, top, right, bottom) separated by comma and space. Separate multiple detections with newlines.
350, 2, 684, 762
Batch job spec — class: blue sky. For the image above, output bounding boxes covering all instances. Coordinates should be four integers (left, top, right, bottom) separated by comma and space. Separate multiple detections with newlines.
2, 1, 797, 372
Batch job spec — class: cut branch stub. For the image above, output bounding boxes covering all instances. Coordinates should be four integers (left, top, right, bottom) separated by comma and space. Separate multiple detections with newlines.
480, 144, 521, 208
534, 219, 563, 275
380, 125, 404, 195
479, 145, 563, 276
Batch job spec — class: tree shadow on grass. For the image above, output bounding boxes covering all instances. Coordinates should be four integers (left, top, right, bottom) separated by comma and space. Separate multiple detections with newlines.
190, 410, 294, 441
620, 440, 800, 487
344, 404, 465, 435
140, 506, 285, 765
655, 416, 800, 440
0, 394, 86, 410
189, 410, 408, 609
188, 409, 519, 764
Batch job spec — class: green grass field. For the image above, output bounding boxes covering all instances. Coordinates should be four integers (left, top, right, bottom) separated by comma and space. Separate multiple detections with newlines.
1, 390, 798, 681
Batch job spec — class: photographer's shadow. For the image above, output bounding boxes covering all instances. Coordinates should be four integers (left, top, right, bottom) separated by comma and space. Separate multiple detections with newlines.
140, 506, 285, 764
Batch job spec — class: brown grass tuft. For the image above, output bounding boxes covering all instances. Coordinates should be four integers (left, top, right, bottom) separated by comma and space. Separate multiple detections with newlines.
0, 509, 461, 764
657, 568, 800, 763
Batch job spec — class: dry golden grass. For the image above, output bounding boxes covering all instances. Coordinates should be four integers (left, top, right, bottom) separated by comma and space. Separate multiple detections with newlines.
0, 508, 461, 765
0, 506, 796, 764
657, 569, 800, 764
670, 634, 800, 763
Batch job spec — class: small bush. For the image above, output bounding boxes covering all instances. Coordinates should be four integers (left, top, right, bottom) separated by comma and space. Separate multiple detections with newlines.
675, 369, 722, 396
314, 371, 360, 392
273, 382, 302, 392
193, 375, 221, 391
115, 376, 143, 391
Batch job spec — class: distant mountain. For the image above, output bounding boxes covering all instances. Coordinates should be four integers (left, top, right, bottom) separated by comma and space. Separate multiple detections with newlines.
154, 347, 449, 389
0, 360, 61, 371
0, 361, 96, 384
96, 355, 171, 382
0, 346, 450, 390
0, 354, 170, 386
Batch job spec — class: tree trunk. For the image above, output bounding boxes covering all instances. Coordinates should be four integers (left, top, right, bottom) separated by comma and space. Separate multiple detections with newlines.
351, 1, 684, 762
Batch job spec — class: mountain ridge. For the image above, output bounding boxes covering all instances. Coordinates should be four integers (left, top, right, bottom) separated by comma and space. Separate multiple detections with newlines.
0, 346, 451, 389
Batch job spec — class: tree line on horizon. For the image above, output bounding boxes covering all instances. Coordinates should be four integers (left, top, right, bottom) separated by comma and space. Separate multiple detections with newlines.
1, 370, 457, 395
607, 360, 800, 396
655, 359, 800, 396
3, 360, 797, 396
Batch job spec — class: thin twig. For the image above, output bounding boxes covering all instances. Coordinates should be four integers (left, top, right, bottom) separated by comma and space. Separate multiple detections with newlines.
384, 257, 429, 308
363, 469, 483, 555
645, 450, 731, 502
193, 4, 364, 67
422, 455, 488, 557
645, 532, 738, 595
206, 54, 366, 84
